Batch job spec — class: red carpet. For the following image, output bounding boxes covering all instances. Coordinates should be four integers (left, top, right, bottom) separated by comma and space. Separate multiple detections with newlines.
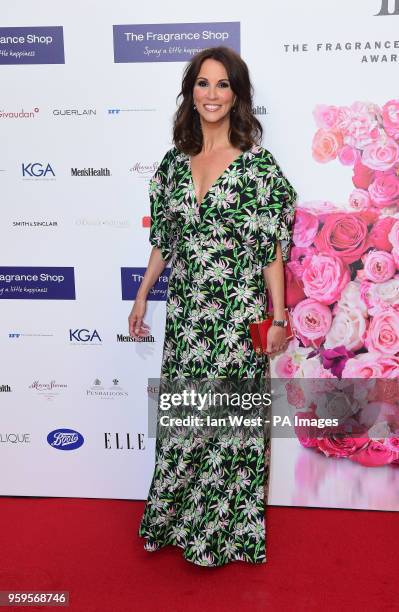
0, 498, 397, 612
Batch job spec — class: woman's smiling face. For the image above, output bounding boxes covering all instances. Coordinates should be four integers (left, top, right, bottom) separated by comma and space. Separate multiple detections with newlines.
192, 58, 236, 125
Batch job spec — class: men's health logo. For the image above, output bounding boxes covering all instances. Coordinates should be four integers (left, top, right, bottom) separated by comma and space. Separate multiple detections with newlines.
113, 22, 240, 63
22, 162, 55, 179
69, 329, 102, 344
47, 429, 84, 451
121, 267, 170, 300
0, 27, 65, 65
0, 267, 75, 300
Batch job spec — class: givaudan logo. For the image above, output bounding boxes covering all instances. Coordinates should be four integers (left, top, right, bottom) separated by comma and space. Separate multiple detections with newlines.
376, 0, 399, 15
47, 428, 84, 450
0, 107, 39, 119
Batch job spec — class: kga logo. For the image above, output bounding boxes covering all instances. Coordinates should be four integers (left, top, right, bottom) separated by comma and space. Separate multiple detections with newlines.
22, 162, 55, 177
47, 428, 84, 451
69, 328, 102, 343
376, 0, 399, 14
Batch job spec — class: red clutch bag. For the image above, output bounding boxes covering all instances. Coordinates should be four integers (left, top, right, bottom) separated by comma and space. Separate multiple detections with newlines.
249, 308, 294, 355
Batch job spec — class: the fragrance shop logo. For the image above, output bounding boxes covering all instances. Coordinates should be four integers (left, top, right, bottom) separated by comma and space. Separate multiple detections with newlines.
376, 1, 399, 15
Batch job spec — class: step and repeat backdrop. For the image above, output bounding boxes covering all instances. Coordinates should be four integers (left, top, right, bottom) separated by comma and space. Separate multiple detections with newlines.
2, 0, 399, 509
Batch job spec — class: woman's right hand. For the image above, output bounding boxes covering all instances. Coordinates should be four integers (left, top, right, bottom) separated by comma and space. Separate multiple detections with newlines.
128, 298, 150, 338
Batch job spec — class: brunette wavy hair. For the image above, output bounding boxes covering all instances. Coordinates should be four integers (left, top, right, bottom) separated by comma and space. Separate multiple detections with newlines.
173, 46, 263, 155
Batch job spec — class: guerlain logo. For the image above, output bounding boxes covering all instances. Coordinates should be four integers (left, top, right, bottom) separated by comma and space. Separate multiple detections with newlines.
375, 0, 399, 15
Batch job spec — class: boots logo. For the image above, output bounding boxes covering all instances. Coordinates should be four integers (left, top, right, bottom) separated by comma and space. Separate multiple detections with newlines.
22, 162, 55, 178
376, 0, 399, 15
47, 428, 84, 450
69, 328, 102, 343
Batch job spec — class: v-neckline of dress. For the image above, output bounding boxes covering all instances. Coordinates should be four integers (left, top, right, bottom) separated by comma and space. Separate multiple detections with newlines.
187, 147, 250, 209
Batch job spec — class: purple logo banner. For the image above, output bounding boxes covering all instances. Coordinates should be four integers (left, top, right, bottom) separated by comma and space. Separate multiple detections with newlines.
121, 267, 169, 301
0, 267, 75, 299
0, 27, 64, 65
113, 22, 240, 63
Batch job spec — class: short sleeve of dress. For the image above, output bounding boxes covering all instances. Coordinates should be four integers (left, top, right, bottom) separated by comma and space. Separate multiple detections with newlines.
148, 148, 177, 263
256, 148, 297, 268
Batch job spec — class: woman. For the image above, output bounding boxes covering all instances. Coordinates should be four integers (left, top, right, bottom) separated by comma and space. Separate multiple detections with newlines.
129, 46, 297, 566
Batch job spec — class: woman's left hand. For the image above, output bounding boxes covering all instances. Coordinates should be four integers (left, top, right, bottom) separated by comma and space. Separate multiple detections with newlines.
266, 325, 288, 356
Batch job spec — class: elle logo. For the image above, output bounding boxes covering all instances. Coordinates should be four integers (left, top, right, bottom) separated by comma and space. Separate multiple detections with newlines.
375, 0, 399, 15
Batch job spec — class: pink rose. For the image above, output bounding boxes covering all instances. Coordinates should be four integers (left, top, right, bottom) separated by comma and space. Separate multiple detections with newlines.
362, 250, 396, 283
388, 220, 399, 250
393, 250, 399, 268
338, 145, 360, 166
369, 217, 396, 251
312, 129, 343, 163
368, 173, 399, 208
292, 298, 332, 348
295, 410, 320, 448
368, 380, 399, 405
293, 209, 319, 247
299, 201, 341, 216
285, 263, 306, 308
314, 213, 369, 264
286, 381, 306, 407
352, 160, 375, 189
349, 440, 398, 467
362, 138, 399, 171
324, 307, 368, 351
365, 305, 399, 354
313, 105, 339, 130
275, 353, 300, 378
342, 352, 399, 378
335, 281, 368, 316
298, 358, 335, 378
348, 189, 371, 212
302, 253, 350, 304
377, 354, 399, 378
288, 246, 317, 279
317, 436, 369, 458
362, 278, 399, 316
337, 102, 381, 148
384, 436, 399, 453
382, 99, 399, 140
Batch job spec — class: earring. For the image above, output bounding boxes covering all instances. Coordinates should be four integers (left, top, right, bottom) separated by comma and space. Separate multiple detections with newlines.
193, 104, 197, 110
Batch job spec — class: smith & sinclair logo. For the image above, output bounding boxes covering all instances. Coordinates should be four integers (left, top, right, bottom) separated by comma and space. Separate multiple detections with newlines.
376, 1, 399, 15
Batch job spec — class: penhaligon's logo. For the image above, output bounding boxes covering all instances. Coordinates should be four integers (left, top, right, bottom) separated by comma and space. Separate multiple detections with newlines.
375, 0, 399, 15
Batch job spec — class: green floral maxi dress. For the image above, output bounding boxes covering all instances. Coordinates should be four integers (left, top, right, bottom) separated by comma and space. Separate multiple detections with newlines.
138, 144, 297, 566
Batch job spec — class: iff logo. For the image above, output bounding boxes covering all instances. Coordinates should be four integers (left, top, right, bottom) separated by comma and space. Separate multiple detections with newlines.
376, 0, 399, 15
108, 109, 121, 114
